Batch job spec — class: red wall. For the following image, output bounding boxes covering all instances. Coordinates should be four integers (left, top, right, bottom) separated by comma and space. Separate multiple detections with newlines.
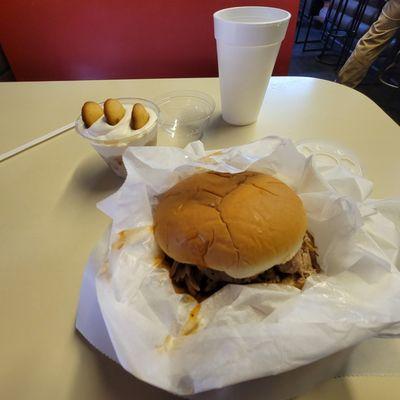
0, 1, 299, 81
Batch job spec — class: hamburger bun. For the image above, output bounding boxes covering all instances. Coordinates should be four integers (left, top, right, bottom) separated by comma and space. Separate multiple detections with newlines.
154, 171, 307, 279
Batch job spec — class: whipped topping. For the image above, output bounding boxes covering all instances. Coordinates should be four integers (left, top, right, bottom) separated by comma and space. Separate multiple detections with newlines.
79, 104, 157, 142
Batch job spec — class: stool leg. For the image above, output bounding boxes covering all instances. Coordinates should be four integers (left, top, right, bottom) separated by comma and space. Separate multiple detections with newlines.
296, 0, 309, 43
303, 12, 315, 51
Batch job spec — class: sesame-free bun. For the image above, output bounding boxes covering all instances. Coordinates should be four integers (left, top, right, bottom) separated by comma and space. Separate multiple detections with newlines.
154, 171, 307, 279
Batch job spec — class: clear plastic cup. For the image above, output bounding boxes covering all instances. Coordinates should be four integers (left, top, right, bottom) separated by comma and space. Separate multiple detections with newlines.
155, 90, 215, 147
75, 97, 159, 177
214, 7, 291, 125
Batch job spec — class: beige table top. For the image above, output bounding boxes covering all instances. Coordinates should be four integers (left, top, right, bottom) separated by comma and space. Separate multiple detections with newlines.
1, 77, 400, 400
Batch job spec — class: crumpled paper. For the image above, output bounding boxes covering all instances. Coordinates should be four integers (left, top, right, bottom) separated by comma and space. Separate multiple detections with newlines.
94, 136, 400, 396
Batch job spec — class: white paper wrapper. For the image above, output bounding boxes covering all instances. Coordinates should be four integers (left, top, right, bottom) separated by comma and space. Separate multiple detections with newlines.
94, 136, 400, 396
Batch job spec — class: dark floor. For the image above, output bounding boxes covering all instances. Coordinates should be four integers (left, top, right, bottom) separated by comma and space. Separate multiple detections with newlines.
289, 25, 400, 125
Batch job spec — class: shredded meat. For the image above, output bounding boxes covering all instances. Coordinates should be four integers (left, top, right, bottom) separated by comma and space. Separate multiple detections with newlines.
164, 231, 320, 302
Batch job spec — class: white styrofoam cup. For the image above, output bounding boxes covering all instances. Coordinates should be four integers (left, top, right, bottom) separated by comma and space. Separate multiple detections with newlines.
214, 7, 291, 125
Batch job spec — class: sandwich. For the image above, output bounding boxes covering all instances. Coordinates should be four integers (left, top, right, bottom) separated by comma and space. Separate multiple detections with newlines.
154, 171, 320, 301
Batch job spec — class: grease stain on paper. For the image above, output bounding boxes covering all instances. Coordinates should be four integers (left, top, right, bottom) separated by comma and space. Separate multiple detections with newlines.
153, 255, 166, 268
180, 303, 202, 336
157, 303, 202, 352
98, 260, 111, 280
111, 226, 154, 250
157, 334, 175, 352
112, 231, 128, 250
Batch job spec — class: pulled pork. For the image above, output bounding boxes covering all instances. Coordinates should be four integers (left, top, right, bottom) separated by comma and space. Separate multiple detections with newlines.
164, 231, 320, 302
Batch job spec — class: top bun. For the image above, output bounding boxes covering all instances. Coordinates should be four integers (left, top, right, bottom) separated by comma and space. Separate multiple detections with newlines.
153, 171, 307, 279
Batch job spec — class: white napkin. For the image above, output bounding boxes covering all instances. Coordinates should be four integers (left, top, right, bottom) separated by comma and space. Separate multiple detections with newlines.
89, 136, 400, 396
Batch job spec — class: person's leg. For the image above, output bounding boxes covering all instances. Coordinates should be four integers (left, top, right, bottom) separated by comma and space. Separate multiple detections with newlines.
310, 0, 325, 16
337, 0, 400, 88
315, 1, 332, 24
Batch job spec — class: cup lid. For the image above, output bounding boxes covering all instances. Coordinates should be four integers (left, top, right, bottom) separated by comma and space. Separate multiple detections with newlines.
296, 139, 363, 176
155, 90, 215, 128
